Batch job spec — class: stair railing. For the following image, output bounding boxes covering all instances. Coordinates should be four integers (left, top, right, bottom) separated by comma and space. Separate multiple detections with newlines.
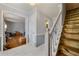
46, 9, 62, 56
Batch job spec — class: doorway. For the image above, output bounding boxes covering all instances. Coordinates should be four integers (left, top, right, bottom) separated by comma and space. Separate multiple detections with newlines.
3, 11, 27, 51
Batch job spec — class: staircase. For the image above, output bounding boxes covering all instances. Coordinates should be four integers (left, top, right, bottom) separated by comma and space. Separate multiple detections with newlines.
57, 8, 79, 56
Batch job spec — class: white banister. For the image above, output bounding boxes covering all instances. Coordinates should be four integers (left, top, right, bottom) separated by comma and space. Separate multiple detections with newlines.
46, 9, 62, 56
49, 10, 62, 34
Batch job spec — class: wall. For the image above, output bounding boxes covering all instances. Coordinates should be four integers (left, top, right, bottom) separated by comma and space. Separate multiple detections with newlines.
5, 21, 25, 33
36, 11, 47, 46
29, 8, 51, 47
29, 8, 37, 45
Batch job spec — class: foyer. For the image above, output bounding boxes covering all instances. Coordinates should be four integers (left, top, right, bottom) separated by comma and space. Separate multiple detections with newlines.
0, 3, 61, 56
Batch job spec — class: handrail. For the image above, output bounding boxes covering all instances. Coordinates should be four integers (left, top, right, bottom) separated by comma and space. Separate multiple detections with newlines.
49, 10, 62, 34
47, 9, 62, 56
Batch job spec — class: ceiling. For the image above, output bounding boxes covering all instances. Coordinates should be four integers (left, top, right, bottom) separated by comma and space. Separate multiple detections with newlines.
2, 3, 33, 13
37, 3, 61, 18
0, 3, 61, 22
4, 12, 25, 22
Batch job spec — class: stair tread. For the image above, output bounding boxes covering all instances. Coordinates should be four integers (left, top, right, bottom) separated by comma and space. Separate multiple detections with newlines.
63, 33, 79, 39
63, 30, 79, 34
64, 24, 79, 29
62, 45, 79, 53
66, 12, 79, 17
64, 23, 79, 26
65, 20, 79, 24
63, 39, 79, 49
66, 14, 79, 19
64, 28, 79, 30
61, 45, 79, 56
63, 31, 79, 34
61, 36, 79, 42
66, 8, 79, 15
61, 47, 75, 56
64, 28, 79, 33
64, 26, 79, 29
65, 17, 79, 21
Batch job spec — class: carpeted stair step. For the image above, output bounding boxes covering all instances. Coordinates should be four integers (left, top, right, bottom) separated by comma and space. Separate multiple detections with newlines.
66, 14, 79, 19
63, 33, 79, 40
65, 20, 79, 24
64, 28, 79, 33
64, 24, 79, 29
60, 46, 74, 56
66, 8, 79, 15
61, 45, 79, 56
62, 44, 79, 54
65, 17, 79, 21
62, 38, 79, 49
66, 12, 79, 17
61, 36, 79, 42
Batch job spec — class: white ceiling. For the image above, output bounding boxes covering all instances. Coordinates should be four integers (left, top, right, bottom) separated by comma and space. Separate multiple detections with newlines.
2, 3, 33, 13
0, 3, 61, 22
4, 12, 25, 22
37, 3, 61, 18
2, 3, 60, 17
